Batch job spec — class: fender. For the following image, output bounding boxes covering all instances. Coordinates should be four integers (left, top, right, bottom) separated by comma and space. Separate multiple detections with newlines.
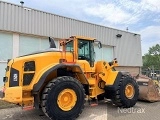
32, 63, 89, 93
104, 72, 125, 99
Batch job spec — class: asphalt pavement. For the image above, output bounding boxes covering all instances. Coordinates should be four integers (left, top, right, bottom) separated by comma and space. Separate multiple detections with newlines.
0, 100, 159, 120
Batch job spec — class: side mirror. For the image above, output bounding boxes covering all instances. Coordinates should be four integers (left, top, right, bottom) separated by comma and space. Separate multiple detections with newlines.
98, 41, 102, 48
49, 37, 56, 48
94, 40, 102, 48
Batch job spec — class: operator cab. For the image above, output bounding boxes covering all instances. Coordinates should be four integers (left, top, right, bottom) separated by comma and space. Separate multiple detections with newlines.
65, 37, 95, 67
60, 36, 102, 67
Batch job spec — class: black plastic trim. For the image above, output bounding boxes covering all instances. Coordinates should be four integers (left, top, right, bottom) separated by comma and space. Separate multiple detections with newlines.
137, 81, 148, 86
32, 63, 88, 93
9, 68, 19, 87
23, 73, 35, 85
24, 61, 35, 71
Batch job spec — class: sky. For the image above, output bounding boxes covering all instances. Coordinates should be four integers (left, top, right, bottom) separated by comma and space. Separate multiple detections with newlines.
3, 0, 160, 55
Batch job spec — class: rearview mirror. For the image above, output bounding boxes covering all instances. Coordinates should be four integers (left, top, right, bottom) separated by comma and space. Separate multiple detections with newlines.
94, 40, 102, 48
98, 41, 102, 48
49, 37, 56, 48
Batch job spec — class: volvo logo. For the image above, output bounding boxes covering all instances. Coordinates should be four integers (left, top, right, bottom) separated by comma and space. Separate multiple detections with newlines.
13, 74, 18, 81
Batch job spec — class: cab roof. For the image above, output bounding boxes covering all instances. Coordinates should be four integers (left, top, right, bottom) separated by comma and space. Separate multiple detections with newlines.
71, 36, 96, 41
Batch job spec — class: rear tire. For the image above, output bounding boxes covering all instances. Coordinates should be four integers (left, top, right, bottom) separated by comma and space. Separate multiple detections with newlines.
41, 76, 85, 120
111, 75, 139, 108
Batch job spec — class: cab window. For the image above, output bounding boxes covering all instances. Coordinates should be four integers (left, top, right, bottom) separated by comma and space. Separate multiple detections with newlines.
78, 39, 94, 67
66, 40, 73, 51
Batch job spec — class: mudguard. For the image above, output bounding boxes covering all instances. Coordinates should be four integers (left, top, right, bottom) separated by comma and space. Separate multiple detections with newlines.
33, 63, 88, 93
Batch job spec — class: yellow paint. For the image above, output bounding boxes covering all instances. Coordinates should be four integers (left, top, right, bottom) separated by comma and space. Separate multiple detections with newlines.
88, 77, 105, 98
57, 89, 77, 111
96, 61, 119, 85
125, 84, 135, 99
104, 71, 119, 85
74, 36, 96, 41
3, 86, 22, 103
76, 60, 95, 72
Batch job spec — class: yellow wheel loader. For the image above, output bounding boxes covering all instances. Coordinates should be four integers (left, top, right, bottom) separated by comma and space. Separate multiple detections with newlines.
2, 36, 139, 120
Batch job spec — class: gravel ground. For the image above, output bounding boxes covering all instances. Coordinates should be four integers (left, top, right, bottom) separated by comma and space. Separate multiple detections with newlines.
0, 100, 18, 109
0, 87, 160, 120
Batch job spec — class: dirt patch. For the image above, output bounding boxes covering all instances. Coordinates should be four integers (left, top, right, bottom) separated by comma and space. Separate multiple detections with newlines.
0, 100, 18, 109
0, 91, 3, 98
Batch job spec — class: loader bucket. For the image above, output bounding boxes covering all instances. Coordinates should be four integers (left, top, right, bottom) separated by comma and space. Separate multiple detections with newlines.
133, 74, 160, 102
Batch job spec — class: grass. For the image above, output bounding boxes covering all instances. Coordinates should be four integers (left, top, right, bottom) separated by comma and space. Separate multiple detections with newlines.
0, 99, 18, 109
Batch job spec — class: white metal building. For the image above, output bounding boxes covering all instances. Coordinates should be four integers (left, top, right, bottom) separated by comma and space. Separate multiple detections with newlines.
0, 1, 142, 86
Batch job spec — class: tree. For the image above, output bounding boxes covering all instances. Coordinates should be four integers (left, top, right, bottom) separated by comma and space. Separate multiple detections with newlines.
148, 44, 160, 55
142, 44, 160, 71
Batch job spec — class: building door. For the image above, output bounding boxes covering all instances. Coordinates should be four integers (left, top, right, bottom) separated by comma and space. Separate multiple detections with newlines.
0, 32, 13, 86
102, 45, 113, 62
94, 44, 113, 62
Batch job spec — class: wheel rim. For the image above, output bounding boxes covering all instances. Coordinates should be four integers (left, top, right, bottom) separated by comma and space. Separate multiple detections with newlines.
57, 89, 77, 111
125, 84, 135, 99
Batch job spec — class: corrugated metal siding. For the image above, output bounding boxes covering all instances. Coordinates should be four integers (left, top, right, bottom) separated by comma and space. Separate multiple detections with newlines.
0, 1, 117, 45
115, 33, 142, 66
0, 1, 142, 66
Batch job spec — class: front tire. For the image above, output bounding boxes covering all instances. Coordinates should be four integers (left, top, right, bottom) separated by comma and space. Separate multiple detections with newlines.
111, 75, 139, 108
41, 76, 85, 120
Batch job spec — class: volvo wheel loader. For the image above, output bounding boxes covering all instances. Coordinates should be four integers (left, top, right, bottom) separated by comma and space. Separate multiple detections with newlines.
2, 36, 139, 120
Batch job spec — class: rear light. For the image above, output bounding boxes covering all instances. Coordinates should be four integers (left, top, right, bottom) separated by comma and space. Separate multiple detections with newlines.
3, 77, 8, 82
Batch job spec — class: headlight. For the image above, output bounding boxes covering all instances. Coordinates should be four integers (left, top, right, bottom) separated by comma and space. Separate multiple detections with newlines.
3, 77, 8, 82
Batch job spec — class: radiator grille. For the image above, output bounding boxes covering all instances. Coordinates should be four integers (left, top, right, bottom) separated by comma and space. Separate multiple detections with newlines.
24, 61, 35, 71
23, 73, 34, 85
23, 61, 35, 86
